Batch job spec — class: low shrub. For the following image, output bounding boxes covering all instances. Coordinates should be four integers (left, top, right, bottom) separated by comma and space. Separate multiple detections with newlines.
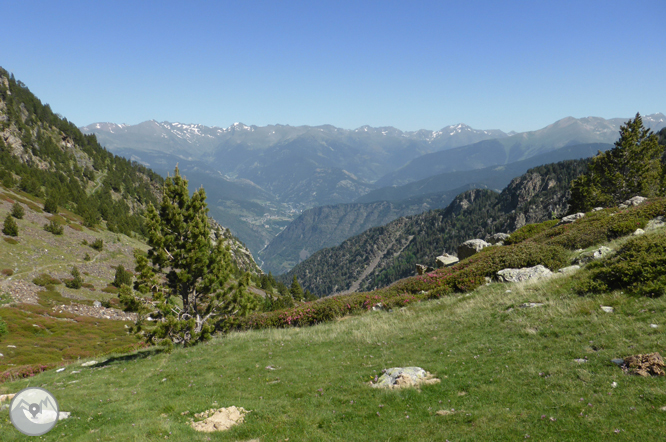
64, 267, 83, 289
523, 199, 666, 250
44, 219, 64, 235
1, 268, 13, 277
3, 237, 18, 245
32, 273, 62, 286
505, 219, 559, 245
0, 364, 56, 383
0, 316, 8, 337
575, 231, 666, 297
90, 238, 104, 251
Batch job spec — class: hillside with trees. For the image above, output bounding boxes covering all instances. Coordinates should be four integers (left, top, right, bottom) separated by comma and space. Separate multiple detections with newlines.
281, 114, 666, 297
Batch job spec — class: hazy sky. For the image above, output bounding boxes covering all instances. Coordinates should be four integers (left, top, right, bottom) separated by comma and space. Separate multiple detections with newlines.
4, 0, 664, 132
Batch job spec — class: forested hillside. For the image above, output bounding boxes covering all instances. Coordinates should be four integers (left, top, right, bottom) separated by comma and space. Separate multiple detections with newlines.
259, 183, 480, 274
280, 159, 590, 296
0, 68, 163, 235
0, 67, 260, 273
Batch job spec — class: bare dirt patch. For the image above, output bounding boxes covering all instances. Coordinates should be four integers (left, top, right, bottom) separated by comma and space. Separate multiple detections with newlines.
189, 406, 249, 432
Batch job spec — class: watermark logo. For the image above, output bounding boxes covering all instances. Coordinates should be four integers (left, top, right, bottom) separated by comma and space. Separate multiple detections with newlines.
9, 387, 59, 436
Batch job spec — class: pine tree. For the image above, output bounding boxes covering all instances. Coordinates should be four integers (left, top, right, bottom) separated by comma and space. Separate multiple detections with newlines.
2, 214, 18, 237
290, 275, 304, 301
569, 113, 663, 212
133, 167, 257, 346
113, 265, 133, 288
10, 202, 24, 219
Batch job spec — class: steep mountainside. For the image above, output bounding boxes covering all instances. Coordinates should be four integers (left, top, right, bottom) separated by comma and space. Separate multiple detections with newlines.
376, 114, 666, 187
259, 183, 481, 274
0, 67, 259, 274
280, 159, 590, 296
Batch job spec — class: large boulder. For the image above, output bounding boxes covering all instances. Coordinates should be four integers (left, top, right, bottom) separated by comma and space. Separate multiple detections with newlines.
496, 265, 553, 283
486, 233, 510, 245
415, 264, 434, 275
371, 367, 440, 389
435, 253, 459, 268
557, 212, 585, 226
457, 239, 490, 260
646, 216, 665, 232
619, 196, 648, 209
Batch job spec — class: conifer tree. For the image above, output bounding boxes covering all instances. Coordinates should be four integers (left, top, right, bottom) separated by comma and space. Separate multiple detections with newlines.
133, 167, 256, 346
2, 214, 18, 237
290, 275, 304, 301
10, 202, 24, 219
569, 113, 663, 212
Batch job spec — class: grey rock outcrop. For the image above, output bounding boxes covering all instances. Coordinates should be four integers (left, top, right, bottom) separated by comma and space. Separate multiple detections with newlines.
646, 216, 665, 231
415, 264, 434, 275
575, 246, 613, 265
371, 367, 440, 389
496, 265, 553, 283
558, 265, 580, 274
436, 253, 459, 268
619, 196, 648, 208
557, 212, 585, 226
486, 233, 510, 245
457, 239, 490, 260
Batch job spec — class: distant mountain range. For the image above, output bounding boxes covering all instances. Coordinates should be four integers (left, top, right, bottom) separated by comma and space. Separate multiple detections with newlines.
81, 113, 665, 263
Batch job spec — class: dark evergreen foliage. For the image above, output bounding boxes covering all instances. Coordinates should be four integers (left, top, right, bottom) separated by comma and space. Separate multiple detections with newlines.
113, 265, 133, 288
10, 202, 24, 219
0, 66, 164, 236
2, 214, 19, 237
569, 114, 663, 212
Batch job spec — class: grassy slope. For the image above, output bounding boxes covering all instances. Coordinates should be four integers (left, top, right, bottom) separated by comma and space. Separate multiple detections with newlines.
0, 188, 145, 373
1, 230, 666, 439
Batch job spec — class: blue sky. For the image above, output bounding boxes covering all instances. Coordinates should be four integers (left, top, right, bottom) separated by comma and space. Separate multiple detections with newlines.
3, 0, 665, 132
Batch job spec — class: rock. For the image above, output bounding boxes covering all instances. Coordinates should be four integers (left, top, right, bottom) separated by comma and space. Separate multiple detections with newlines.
600, 306, 614, 313
623, 196, 648, 207
611, 358, 624, 366
622, 352, 665, 377
415, 264, 433, 275
93, 301, 102, 308
519, 302, 544, 308
486, 233, 510, 245
633, 228, 645, 236
81, 360, 98, 367
435, 253, 459, 268
56, 368, 65, 373
650, 324, 658, 329
0, 353, 3, 357
371, 367, 440, 390
592, 207, 605, 212
575, 246, 613, 265
436, 410, 454, 416
557, 212, 585, 226
646, 216, 665, 231
7, 345, 16, 348
58, 411, 71, 420
574, 358, 588, 363
496, 265, 553, 283
457, 239, 490, 260
0, 394, 15, 402
372, 303, 387, 312
189, 406, 249, 432
558, 265, 580, 274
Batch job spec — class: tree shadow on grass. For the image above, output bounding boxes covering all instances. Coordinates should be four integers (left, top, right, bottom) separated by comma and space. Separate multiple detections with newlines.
93, 347, 166, 367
